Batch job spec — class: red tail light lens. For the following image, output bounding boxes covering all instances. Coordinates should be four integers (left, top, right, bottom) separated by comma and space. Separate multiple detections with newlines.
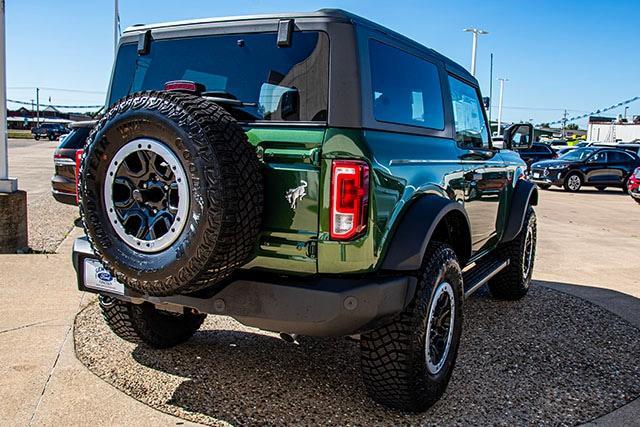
330, 160, 369, 240
164, 80, 204, 95
75, 149, 83, 203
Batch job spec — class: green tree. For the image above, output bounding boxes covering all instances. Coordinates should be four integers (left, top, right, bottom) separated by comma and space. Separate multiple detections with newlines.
566, 123, 579, 130
540, 122, 550, 128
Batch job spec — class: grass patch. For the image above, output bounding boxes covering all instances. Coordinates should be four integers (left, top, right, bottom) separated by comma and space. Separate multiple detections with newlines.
8, 130, 33, 139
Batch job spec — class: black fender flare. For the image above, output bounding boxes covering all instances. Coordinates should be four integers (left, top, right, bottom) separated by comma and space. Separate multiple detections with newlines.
501, 180, 538, 243
381, 195, 472, 271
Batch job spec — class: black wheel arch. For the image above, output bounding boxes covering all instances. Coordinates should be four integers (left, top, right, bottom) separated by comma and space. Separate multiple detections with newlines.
501, 179, 538, 243
381, 195, 472, 271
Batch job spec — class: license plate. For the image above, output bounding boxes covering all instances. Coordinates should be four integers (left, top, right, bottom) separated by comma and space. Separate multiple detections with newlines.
533, 172, 540, 179
83, 258, 124, 295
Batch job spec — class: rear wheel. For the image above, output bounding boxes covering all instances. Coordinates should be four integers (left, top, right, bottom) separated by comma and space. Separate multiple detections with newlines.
488, 207, 537, 300
33, 135, 39, 141
98, 295, 206, 348
563, 172, 582, 192
360, 242, 463, 412
48, 133, 56, 141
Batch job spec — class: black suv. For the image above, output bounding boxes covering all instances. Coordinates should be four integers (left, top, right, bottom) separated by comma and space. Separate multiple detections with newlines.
531, 147, 640, 191
32, 123, 68, 141
517, 142, 558, 169
73, 9, 538, 412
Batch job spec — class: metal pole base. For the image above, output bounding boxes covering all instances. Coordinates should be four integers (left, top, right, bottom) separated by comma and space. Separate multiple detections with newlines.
0, 177, 18, 193
0, 188, 28, 253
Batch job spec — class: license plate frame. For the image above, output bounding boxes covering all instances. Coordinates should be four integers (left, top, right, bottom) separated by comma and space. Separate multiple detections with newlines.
83, 258, 125, 295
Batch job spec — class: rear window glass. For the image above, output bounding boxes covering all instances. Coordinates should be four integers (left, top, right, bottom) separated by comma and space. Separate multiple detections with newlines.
369, 40, 444, 130
60, 127, 90, 149
109, 31, 329, 122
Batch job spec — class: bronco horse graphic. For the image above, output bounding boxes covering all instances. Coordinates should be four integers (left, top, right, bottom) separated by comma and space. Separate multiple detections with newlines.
285, 180, 308, 209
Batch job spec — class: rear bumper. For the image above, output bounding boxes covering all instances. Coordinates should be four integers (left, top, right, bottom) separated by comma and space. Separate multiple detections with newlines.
72, 237, 417, 336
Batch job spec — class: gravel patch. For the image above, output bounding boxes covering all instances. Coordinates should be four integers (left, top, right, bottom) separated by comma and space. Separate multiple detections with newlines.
74, 286, 640, 426
27, 191, 77, 253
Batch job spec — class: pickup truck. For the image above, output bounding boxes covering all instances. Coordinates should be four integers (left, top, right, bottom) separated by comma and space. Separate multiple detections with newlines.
31, 123, 67, 140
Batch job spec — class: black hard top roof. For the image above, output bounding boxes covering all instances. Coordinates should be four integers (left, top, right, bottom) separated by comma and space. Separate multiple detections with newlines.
123, 8, 474, 84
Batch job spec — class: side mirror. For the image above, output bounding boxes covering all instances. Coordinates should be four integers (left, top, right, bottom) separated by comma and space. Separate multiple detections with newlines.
504, 123, 534, 150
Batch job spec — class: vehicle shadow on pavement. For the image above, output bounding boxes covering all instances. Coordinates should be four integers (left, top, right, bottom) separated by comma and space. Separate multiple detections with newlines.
86, 284, 640, 426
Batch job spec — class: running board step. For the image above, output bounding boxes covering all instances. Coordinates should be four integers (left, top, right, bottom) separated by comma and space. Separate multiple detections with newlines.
462, 259, 509, 298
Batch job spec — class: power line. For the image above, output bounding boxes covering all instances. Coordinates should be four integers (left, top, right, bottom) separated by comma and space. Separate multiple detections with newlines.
7, 86, 106, 95
7, 99, 102, 109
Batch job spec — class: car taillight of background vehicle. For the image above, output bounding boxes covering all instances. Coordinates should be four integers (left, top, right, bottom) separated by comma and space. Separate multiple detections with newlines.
330, 160, 369, 240
75, 149, 84, 203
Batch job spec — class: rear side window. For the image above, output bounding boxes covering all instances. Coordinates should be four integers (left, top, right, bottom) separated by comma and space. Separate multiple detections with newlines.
60, 127, 90, 149
369, 40, 444, 130
448, 76, 489, 149
609, 151, 633, 162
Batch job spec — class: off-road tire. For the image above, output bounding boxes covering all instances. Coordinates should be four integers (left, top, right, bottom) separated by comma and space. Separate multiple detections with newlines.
360, 242, 463, 412
79, 91, 263, 296
98, 295, 206, 348
563, 172, 582, 192
488, 207, 537, 300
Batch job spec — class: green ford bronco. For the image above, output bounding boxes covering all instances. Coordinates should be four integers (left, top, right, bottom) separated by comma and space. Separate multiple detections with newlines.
74, 9, 538, 411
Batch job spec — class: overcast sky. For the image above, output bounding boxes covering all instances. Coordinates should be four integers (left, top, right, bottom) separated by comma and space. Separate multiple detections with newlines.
6, 0, 639, 126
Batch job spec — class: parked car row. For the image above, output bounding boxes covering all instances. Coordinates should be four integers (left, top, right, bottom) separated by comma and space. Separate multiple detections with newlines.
530, 146, 640, 197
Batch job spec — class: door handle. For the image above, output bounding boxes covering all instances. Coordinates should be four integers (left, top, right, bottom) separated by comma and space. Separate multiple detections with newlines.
459, 149, 495, 161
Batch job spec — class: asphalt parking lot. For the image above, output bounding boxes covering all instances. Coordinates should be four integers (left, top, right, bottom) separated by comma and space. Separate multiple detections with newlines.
1, 138, 639, 424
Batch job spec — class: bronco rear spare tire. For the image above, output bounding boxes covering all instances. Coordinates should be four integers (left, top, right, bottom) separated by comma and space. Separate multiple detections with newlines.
79, 91, 263, 296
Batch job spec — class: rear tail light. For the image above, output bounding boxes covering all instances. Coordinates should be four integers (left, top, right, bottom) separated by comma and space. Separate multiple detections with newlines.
75, 149, 84, 203
330, 160, 369, 240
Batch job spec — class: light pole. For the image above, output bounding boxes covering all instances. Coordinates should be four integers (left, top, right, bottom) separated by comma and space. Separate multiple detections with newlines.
496, 78, 508, 136
463, 28, 488, 76
0, 0, 29, 253
624, 106, 629, 120
0, 0, 12, 191
114, 0, 120, 55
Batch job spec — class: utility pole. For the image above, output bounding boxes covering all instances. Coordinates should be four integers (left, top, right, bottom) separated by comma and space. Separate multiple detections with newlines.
496, 78, 508, 136
561, 109, 567, 138
463, 28, 489, 76
35, 87, 39, 126
488, 53, 493, 124
624, 106, 629, 120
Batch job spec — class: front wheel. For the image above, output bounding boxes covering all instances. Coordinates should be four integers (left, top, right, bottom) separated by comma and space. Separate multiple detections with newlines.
563, 172, 582, 192
48, 134, 56, 141
98, 296, 206, 348
488, 207, 537, 300
33, 135, 40, 141
360, 242, 463, 412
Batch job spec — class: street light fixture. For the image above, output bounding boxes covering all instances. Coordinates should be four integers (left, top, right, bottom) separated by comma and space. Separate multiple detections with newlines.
463, 28, 489, 76
496, 78, 509, 136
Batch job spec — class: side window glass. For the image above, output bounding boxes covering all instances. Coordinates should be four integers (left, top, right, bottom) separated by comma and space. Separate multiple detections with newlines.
589, 152, 607, 163
448, 76, 489, 148
369, 40, 444, 130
